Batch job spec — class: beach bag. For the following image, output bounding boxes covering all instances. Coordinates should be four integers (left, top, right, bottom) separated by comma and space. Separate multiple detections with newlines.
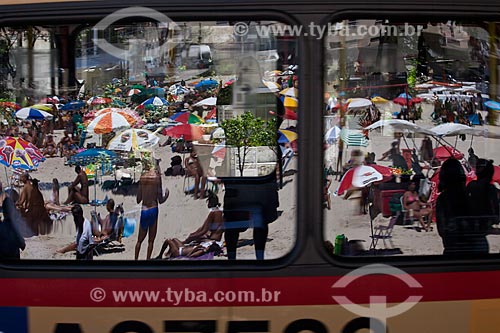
122, 218, 136, 238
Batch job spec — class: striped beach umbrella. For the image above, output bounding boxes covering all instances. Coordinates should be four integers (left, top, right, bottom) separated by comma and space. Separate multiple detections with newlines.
170, 111, 205, 124
140, 96, 169, 107
87, 112, 132, 134
16, 107, 53, 120
0, 136, 45, 170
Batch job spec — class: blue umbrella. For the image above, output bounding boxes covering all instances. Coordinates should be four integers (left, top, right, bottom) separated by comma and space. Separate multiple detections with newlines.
61, 100, 85, 111
66, 148, 118, 166
397, 93, 412, 99
15, 107, 53, 120
194, 79, 218, 90
140, 96, 169, 107
485, 100, 500, 110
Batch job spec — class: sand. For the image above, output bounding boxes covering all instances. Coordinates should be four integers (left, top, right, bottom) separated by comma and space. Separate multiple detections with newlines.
17, 133, 297, 260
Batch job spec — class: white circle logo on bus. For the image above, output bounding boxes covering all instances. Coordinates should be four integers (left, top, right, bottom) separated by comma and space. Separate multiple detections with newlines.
92, 6, 181, 60
332, 264, 423, 332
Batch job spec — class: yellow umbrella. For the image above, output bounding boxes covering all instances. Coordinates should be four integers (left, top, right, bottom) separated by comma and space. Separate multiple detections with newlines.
283, 96, 298, 109
31, 104, 54, 112
371, 96, 389, 104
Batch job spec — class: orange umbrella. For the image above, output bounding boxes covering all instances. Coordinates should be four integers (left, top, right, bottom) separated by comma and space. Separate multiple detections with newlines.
87, 112, 132, 134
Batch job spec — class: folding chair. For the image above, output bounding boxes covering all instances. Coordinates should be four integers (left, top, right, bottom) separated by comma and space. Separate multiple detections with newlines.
370, 214, 398, 249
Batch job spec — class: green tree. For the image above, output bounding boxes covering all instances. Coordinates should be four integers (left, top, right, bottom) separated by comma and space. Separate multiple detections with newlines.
221, 111, 276, 176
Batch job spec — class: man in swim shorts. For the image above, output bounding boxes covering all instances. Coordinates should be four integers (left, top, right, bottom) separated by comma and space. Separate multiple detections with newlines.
135, 159, 169, 260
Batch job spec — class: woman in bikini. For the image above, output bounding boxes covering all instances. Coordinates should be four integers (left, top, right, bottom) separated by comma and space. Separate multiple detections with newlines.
403, 181, 433, 231
155, 192, 223, 259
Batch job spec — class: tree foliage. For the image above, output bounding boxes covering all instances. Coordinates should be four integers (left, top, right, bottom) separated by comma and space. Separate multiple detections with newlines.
221, 111, 277, 176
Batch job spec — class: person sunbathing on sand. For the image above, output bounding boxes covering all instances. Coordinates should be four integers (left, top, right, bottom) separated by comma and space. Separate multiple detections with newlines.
156, 192, 223, 259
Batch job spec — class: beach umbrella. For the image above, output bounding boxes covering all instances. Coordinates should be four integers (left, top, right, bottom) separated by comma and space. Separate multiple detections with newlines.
283, 96, 298, 109
87, 97, 112, 106
0, 101, 20, 110
169, 111, 205, 124
280, 87, 298, 98
492, 166, 500, 184
335, 165, 384, 196
211, 127, 225, 140
30, 104, 54, 112
433, 146, 464, 161
15, 107, 53, 120
194, 79, 218, 90
347, 98, 372, 109
485, 100, 500, 110
169, 84, 190, 95
278, 129, 298, 143
163, 124, 204, 141
194, 97, 217, 106
324, 126, 341, 144
364, 119, 435, 135
94, 107, 140, 126
140, 96, 169, 107
0, 136, 45, 170
397, 93, 412, 99
107, 128, 159, 151
127, 88, 142, 96
87, 112, 132, 134
284, 108, 298, 120
67, 148, 118, 166
61, 100, 85, 111
393, 97, 411, 106
429, 123, 487, 137
371, 96, 389, 104
428, 164, 476, 203
262, 81, 280, 92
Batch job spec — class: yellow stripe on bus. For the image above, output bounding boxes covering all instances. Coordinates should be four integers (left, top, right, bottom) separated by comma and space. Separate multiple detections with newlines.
28, 301, 493, 333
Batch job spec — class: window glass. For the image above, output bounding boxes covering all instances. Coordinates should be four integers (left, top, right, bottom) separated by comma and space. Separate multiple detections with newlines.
324, 20, 500, 257
0, 17, 297, 261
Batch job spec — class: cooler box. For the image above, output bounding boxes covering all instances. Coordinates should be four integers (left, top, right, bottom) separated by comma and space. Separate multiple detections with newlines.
380, 189, 405, 217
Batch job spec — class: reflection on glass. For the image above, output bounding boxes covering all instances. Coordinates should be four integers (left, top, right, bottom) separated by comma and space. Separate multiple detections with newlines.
324, 20, 500, 257
0, 20, 297, 261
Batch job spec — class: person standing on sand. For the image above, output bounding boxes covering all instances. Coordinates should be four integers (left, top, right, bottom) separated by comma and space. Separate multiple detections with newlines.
135, 159, 169, 260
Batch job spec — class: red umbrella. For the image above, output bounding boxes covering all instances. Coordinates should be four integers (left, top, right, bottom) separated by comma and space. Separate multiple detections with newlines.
428, 163, 476, 203
493, 166, 500, 184
433, 146, 464, 161
284, 108, 298, 120
163, 124, 204, 141
336, 165, 385, 196
370, 164, 394, 179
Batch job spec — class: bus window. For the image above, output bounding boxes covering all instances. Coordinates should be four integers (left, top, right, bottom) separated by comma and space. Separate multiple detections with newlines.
324, 19, 500, 257
0, 18, 297, 262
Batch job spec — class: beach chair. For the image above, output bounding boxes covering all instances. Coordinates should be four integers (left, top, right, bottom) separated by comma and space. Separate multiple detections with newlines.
370, 215, 398, 249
